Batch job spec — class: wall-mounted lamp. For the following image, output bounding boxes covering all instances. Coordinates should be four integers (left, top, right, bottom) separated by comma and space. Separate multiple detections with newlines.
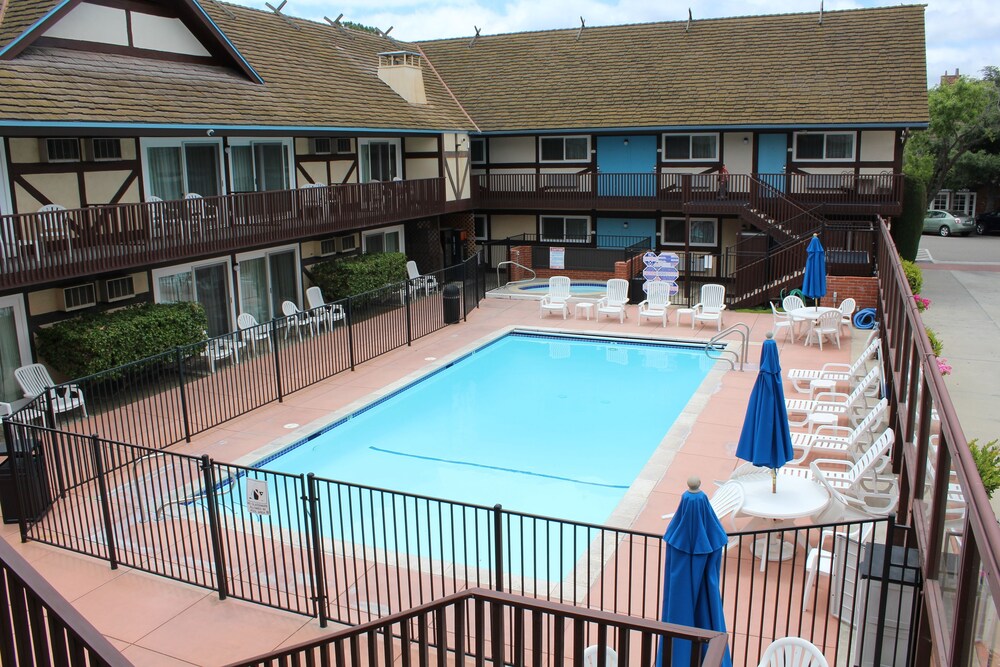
623, 138, 629, 147
623, 221, 629, 230
899, 128, 911, 144
743, 136, 749, 145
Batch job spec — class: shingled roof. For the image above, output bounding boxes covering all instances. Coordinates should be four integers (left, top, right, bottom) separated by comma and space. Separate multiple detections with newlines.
0, 0, 63, 52
417, 5, 929, 132
0, 0, 476, 132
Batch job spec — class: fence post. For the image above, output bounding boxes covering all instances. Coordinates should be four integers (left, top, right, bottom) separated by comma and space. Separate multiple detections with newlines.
3, 418, 29, 543
270, 319, 284, 403
89, 434, 118, 570
346, 298, 356, 371
44, 391, 67, 500
175, 347, 192, 443
404, 279, 413, 346
872, 513, 897, 666
493, 503, 504, 593
306, 474, 328, 627
44, 389, 56, 430
462, 259, 469, 322
200, 455, 229, 600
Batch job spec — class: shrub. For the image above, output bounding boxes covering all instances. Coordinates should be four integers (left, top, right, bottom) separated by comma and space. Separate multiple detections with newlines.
36, 302, 208, 379
969, 438, 1000, 499
891, 175, 925, 262
925, 326, 943, 357
310, 252, 408, 301
901, 260, 923, 295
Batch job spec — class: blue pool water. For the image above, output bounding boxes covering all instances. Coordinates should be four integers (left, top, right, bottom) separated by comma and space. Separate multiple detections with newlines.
517, 282, 607, 294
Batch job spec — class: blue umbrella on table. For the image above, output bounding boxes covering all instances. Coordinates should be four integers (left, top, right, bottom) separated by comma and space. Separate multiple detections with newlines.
657, 478, 732, 667
801, 233, 827, 310
735, 332, 794, 493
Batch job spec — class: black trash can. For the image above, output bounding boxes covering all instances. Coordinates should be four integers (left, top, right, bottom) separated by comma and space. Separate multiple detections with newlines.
0, 434, 52, 524
629, 277, 646, 303
443, 284, 462, 324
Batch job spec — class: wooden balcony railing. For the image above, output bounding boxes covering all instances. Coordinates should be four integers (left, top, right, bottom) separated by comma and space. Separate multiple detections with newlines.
0, 178, 446, 290
472, 172, 903, 215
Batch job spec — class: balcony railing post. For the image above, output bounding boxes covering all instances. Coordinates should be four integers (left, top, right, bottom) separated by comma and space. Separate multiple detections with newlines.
493, 503, 504, 593
89, 434, 118, 570
200, 455, 229, 600
270, 319, 284, 402
175, 346, 192, 443
306, 473, 328, 628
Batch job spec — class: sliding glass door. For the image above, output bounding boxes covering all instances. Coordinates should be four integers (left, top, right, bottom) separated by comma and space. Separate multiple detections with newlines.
230, 141, 291, 193
153, 259, 233, 337
0, 296, 31, 403
237, 247, 299, 323
359, 139, 401, 182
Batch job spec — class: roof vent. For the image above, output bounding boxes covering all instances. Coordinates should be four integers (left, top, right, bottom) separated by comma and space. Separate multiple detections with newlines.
377, 51, 427, 105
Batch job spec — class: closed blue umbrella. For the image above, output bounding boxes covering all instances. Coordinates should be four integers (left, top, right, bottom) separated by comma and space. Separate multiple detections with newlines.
657, 478, 732, 667
735, 333, 794, 492
802, 234, 827, 309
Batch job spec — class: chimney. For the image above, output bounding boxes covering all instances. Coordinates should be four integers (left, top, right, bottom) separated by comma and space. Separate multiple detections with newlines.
377, 52, 427, 105
940, 68, 960, 86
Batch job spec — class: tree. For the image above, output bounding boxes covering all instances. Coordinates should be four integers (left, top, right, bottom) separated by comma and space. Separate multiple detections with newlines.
904, 72, 1000, 207
891, 176, 926, 261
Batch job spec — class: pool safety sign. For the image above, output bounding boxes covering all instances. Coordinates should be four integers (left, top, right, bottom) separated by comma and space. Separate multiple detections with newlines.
246, 478, 270, 516
550, 247, 565, 270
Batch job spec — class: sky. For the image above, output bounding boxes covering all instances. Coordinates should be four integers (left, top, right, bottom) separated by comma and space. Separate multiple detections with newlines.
230, 0, 999, 87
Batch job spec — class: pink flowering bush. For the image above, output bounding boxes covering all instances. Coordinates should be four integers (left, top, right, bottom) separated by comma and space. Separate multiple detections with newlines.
913, 295, 931, 312
936, 358, 952, 376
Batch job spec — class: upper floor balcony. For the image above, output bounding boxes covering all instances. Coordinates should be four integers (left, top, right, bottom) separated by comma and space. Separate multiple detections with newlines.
0, 178, 447, 291
472, 172, 903, 217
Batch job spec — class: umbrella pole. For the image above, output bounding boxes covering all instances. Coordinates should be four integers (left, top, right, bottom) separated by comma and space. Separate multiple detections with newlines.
771, 468, 777, 494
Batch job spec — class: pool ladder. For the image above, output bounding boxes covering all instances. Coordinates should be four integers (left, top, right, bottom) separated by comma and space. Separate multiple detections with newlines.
496, 260, 536, 287
707, 323, 749, 371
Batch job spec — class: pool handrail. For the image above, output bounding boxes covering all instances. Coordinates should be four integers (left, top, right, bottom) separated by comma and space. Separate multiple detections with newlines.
707, 322, 749, 371
497, 260, 536, 287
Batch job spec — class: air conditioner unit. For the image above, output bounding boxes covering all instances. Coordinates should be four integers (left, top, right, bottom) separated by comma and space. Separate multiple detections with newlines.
83, 138, 123, 162
310, 138, 332, 155
319, 238, 338, 256
337, 234, 358, 253
99, 276, 135, 303
40, 137, 81, 163
59, 283, 97, 311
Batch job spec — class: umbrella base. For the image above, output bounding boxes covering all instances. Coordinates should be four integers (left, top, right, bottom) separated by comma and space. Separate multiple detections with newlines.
751, 536, 796, 571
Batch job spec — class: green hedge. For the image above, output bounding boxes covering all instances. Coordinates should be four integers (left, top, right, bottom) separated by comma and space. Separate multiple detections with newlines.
901, 260, 923, 295
36, 302, 208, 378
310, 252, 408, 301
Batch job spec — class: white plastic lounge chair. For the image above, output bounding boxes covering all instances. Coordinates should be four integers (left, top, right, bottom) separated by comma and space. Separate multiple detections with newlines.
790, 398, 888, 463
406, 260, 439, 295
757, 637, 829, 667
785, 366, 881, 429
692, 284, 725, 331
14, 363, 87, 417
540, 276, 571, 319
237, 312, 272, 354
281, 300, 315, 339
770, 301, 795, 342
802, 522, 873, 612
788, 337, 880, 394
804, 309, 842, 350
809, 428, 898, 518
597, 278, 629, 323
306, 286, 346, 332
638, 281, 671, 327
838, 298, 857, 334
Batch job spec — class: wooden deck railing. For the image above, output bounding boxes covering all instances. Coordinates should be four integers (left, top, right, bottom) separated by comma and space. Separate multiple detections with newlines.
0, 178, 446, 290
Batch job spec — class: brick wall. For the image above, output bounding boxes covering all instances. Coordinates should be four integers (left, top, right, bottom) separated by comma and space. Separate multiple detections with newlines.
820, 275, 878, 311
508, 246, 644, 283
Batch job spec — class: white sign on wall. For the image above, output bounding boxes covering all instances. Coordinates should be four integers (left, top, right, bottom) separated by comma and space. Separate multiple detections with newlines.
550, 247, 565, 270
246, 478, 270, 516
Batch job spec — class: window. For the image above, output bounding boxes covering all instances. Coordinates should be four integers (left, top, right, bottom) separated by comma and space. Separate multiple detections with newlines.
660, 218, 718, 247
45, 138, 81, 162
471, 138, 486, 164
143, 139, 223, 200
793, 132, 855, 161
474, 214, 488, 241
539, 136, 590, 162
662, 134, 718, 161
0, 295, 32, 403
929, 191, 951, 211
363, 224, 404, 253
91, 138, 122, 161
153, 260, 233, 336
230, 140, 291, 193
237, 246, 299, 324
359, 139, 401, 182
952, 191, 976, 216
540, 215, 590, 242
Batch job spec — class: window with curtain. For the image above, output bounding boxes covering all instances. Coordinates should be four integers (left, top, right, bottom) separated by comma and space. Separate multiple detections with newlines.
239, 257, 270, 323
147, 143, 221, 199
0, 305, 24, 402
256, 143, 289, 191
157, 272, 194, 304
268, 251, 298, 314
230, 146, 256, 193
148, 147, 184, 200
184, 144, 220, 196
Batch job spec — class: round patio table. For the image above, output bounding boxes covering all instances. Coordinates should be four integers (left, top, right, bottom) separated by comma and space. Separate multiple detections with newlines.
737, 471, 830, 570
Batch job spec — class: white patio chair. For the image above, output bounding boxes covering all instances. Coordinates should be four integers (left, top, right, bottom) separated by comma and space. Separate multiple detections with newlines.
757, 637, 829, 667
770, 301, 795, 342
790, 398, 888, 464
661, 481, 744, 549
281, 300, 316, 340
788, 337, 880, 394
14, 363, 87, 417
237, 312, 272, 354
638, 281, 671, 327
583, 646, 618, 667
406, 260, 439, 295
539, 276, 572, 319
804, 309, 841, 350
37, 204, 73, 256
810, 428, 898, 519
802, 522, 873, 613
838, 298, 857, 335
597, 278, 629, 323
306, 286, 346, 332
782, 294, 808, 337
785, 366, 881, 429
692, 283, 725, 331
200, 335, 240, 373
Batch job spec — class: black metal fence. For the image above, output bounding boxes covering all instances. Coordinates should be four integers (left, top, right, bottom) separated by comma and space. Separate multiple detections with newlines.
2, 413, 918, 667
8, 253, 485, 449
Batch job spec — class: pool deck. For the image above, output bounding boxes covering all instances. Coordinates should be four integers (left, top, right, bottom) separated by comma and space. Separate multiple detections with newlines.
0, 298, 867, 666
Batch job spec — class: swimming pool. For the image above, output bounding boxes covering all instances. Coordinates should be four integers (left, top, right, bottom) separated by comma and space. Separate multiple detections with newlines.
487, 279, 607, 299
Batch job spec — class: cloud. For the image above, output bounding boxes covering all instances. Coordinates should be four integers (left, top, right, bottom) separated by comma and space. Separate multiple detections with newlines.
233, 0, 1000, 85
